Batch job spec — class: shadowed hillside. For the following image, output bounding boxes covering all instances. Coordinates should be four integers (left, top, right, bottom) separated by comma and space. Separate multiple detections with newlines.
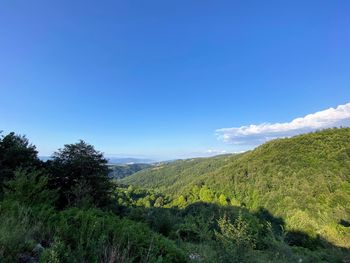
122, 128, 350, 248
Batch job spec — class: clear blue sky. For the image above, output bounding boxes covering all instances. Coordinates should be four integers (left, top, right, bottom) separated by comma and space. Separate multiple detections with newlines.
1, 1, 349, 160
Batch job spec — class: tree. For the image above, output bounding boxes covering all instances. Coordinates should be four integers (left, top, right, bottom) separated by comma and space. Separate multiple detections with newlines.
173, 195, 187, 208
0, 132, 40, 196
230, 197, 240, 206
48, 140, 112, 207
154, 196, 164, 207
4, 169, 57, 207
199, 185, 215, 203
219, 194, 228, 206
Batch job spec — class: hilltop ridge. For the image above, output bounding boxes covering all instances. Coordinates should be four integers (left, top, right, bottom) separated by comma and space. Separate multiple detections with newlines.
122, 128, 350, 247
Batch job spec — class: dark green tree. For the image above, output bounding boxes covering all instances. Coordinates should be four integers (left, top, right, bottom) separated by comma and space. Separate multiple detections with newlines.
0, 132, 40, 196
48, 140, 112, 207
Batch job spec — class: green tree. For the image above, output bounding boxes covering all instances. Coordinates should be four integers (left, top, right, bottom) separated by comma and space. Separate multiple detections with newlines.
154, 196, 164, 207
230, 197, 240, 206
173, 195, 187, 208
4, 169, 57, 207
48, 140, 112, 207
199, 185, 215, 203
219, 194, 228, 206
0, 132, 40, 197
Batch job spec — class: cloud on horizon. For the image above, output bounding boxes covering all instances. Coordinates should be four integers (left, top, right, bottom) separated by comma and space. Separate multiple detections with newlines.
205, 149, 228, 155
216, 102, 350, 146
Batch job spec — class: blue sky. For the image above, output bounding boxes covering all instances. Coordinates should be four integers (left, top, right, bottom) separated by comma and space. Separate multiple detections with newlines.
1, 0, 350, 160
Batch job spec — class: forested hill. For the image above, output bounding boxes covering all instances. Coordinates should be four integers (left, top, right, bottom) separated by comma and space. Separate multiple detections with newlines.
108, 163, 152, 179
122, 128, 350, 247
121, 154, 233, 194
1, 129, 350, 262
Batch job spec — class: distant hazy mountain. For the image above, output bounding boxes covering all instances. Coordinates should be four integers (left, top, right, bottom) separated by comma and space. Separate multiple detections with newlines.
40, 156, 154, 165
39, 156, 53, 162
106, 157, 154, 164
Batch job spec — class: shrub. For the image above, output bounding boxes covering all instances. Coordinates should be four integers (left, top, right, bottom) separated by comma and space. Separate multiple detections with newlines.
44, 208, 187, 263
0, 201, 44, 262
215, 213, 255, 262
4, 169, 57, 207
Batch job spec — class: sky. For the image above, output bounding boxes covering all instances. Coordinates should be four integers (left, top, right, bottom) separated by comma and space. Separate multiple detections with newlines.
1, 0, 350, 160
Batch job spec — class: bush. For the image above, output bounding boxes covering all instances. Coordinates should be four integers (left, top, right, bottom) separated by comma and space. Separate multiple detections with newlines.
4, 169, 57, 207
215, 213, 255, 262
0, 201, 44, 262
44, 208, 187, 263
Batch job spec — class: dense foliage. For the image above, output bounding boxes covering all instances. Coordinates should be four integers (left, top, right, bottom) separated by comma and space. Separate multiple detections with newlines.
0, 132, 41, 197
0, 134, 185, 262
122, 155, 232, 195
0, 171, 185, 263
46, 140, 113, 208
123, 128, 350, 248
108, 163, 152, 180
1, 129, 350, 262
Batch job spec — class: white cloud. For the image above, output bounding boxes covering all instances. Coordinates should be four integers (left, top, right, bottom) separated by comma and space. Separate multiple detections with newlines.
216, 102, 350, 145
205, 149, 228, 154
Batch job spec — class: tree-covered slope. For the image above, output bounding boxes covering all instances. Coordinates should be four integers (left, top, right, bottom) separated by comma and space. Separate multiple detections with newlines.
2, 131, 350, 262
121, 154, 234, 194
108, 163, 152, 179
122, 128, 350, 247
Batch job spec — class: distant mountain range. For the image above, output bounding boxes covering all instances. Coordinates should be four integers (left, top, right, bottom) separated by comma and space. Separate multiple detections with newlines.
40, 156, 155, 164
38, 156, 53, 162
106, 157, 154, 164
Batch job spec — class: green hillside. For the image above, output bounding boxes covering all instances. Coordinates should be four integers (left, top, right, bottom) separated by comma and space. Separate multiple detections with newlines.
2, 130, 350, 262
122, 128, 350, 248
122, 154, 233, 194
108, 163, 152, 179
